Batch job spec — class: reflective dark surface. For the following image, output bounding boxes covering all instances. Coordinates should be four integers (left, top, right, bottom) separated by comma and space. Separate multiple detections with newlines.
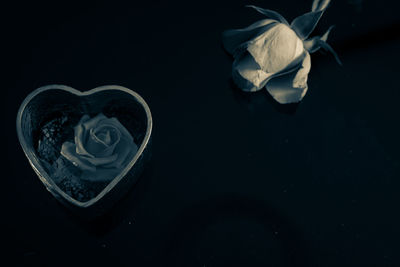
3, 0, 400, 266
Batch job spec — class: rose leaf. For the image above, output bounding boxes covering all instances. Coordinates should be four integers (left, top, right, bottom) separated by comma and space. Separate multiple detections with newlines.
82, 113, 107, 130
303, 25, 334, 53
246, 5, 289, 25
290, 10, 325, 40
318, 40, 342, 65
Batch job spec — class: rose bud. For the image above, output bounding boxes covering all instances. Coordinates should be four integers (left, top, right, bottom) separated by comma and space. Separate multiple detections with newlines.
222, 0, 341, 104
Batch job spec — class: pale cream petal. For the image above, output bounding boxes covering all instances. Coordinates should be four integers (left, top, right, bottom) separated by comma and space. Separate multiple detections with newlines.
266, 52, 311, 104
104, 137, 138, 169
293, 52, 312, 88
247, 24, 303, 73
222, 19, 278, 55
84, 153, 118, 166
232, 51, 274, 92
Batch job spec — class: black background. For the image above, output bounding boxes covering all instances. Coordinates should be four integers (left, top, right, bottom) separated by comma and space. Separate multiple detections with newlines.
3, 0, 400, 266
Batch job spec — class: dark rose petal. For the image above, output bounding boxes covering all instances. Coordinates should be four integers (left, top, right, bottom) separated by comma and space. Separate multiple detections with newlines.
75, 123, 93, 158
61, 113, 138, 181
60, 141, 96, 172
90, 124, 121, 157
109, 118, 133, 144
82, 113, 107, 130
94, 126, 117, 145
85, 128, 109, 157
106, 136, 138, 169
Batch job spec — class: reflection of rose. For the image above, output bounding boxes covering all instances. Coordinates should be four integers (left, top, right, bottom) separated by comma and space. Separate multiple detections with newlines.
61, 113, 137, 181
222, 0, 341, 104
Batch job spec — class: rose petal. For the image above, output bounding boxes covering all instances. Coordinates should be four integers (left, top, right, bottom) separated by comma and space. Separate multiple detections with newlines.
84, 129, 108, 156
75, 123, 93, 158
232, 51, 274, 92
245, 5, 289, 25
90, 124, 121, 157
108, 117, 133, 144
106, 136, 138, 169
222, 19, 278, 55
83, 116, 125, 158
266, 52, 311, 104
82, 113, 107, 130
60, 142, 96, 172
100, 117, 137, 169
84, 153, 119, 166
74, 114, 92, 157
247, 23, 304, 73
95, 121, 124, 142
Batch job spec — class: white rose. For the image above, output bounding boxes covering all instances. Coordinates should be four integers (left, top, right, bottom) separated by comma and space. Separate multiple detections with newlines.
61, 113, 138, 182
222, 0, 340, 104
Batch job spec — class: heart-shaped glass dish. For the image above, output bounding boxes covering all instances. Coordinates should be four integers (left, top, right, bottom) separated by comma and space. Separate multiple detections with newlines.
16, 85, 152, 217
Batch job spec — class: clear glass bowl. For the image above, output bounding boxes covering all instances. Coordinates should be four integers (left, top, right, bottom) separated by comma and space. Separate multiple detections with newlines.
16, 85, 152, 217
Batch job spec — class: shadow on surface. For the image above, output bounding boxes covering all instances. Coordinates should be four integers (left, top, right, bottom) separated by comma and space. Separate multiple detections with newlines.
229, 79, 300, 115
61, 161, 155, 236
160, 194, 310, 267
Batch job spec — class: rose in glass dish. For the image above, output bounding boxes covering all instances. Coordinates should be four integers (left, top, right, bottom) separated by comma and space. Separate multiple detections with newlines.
61, 113, 138, 182
17, 85, 152, 217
